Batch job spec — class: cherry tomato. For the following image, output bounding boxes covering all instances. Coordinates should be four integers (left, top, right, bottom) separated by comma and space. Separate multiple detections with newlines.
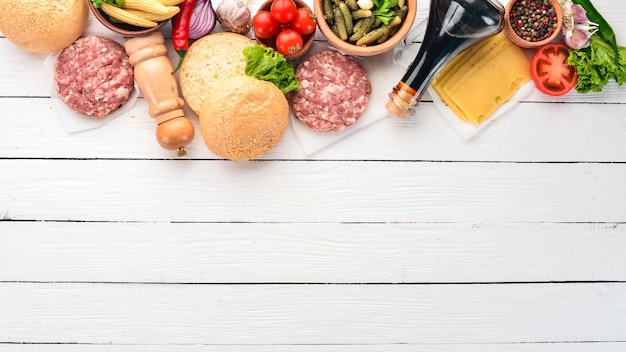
252, 11, 281, 39
270, 0, 298, 24
290, 7, 316, 35
530, 43, 578, 96
275, 29, 303, 56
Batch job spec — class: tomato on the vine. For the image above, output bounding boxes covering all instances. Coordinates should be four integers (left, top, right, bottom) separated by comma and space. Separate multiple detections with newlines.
252, 10, 280, 39
275, 29, 303, 56
270, 0, 298, 24
530, 43, 578, 96
290, 7, 316, 35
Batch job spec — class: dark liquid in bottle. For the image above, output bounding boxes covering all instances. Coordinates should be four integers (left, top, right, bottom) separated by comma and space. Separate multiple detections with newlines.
386, 0, 505, 118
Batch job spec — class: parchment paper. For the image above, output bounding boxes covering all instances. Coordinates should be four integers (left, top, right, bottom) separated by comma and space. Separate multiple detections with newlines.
43, 21, 139, 133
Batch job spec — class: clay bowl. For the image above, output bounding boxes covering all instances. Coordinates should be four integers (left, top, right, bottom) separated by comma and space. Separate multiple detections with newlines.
504, 0, 563, 48
255, 0, 315, 60
86, 0, 169, 37
313, 0, 417, 56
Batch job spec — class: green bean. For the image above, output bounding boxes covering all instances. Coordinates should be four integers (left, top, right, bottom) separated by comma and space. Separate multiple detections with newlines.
339, 2, 353, 35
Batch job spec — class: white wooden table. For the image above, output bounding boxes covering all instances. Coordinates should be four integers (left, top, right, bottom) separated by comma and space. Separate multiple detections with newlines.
1, 0, 625, 350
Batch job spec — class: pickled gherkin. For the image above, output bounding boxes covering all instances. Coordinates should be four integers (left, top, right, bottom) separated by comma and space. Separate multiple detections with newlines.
321, 0, 409, 46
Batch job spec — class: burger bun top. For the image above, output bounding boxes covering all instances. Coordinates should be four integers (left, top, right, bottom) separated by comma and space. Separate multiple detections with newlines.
0, 0, 88, 53
199, 75, 290, 161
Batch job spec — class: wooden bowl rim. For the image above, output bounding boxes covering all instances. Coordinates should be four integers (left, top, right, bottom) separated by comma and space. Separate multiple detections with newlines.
313, 0, 417, 56
503, 0, 563, 48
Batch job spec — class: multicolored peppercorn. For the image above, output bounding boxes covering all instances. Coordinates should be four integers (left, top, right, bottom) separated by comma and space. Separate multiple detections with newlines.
509, 0, 559, 42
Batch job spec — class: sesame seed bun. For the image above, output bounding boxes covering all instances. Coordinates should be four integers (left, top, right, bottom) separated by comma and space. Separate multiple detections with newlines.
0, 0, 88, 53
199, 75, 289, 161
179, 32, 255, 114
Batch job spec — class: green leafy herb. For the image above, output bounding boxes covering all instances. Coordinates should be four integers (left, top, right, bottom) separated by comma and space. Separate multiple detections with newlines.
372, 0, 398, 25
243, 45, 300, 94
566, 35, 626, 93
91, 0, 125, 9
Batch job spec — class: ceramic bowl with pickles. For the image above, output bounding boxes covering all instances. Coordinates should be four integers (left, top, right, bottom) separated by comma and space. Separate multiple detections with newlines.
313, 0, 417, 56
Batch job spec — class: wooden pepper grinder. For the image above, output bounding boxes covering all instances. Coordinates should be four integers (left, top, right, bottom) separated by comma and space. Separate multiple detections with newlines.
124, 32, 194, 157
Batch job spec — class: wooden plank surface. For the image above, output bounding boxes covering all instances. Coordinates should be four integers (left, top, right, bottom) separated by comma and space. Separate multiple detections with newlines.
1, 222, 625, 283
2, 159, 626, 222
1, 0, 625, 350
1, 282, 625, 345
4, 345, 626, 352
1, 97, 626, 161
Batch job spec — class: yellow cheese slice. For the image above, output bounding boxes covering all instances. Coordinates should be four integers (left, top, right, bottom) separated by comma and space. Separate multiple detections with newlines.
441, 35, 512, 97
432, 34, 511, 121
432, 37, 485, 87
434, 33, 508, 89
431, 33, 530, 125
447, 42, 530, 124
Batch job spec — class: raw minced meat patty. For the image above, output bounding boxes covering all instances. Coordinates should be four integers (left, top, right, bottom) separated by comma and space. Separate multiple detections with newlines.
290, 50, 371, 132
55, 35, 134, 118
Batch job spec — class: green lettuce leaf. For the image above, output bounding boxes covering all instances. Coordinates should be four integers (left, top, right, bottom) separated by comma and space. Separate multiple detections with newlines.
566, 35, 626, 93
243, 45, 300, 95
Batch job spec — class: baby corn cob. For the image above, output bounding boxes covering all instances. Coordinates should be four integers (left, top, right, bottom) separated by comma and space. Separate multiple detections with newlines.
154, 0, 186, 5
122, 0, 169, 15
101, 3, 159, 27
123, 6, 180, 22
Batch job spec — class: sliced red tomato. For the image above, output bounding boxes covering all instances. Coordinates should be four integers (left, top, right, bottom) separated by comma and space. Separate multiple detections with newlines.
530, 43, 578, 96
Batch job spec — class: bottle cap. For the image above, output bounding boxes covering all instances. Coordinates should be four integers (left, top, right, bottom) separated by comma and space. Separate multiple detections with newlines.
386, 98, 409, 119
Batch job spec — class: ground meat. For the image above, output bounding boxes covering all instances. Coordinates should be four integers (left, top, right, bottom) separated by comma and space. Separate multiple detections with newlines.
55, 36, 134, 118
290, 50, 371, 132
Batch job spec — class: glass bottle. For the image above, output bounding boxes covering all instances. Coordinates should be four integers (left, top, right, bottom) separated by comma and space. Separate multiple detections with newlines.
385, 0, 506, 118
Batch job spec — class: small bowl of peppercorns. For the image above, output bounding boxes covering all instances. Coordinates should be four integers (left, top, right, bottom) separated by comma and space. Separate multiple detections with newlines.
504, 0, 563, 48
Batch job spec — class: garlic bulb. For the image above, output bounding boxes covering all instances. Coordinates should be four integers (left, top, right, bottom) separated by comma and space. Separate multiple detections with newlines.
216, 0, 252, 35
357, 0, 374, 10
